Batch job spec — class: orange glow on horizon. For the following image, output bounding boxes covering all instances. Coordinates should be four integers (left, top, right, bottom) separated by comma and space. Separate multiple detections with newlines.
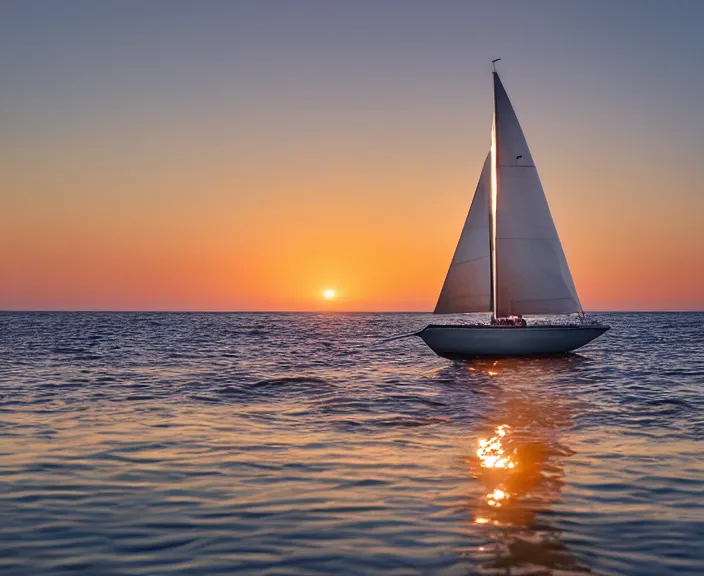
1, 89, 702, 312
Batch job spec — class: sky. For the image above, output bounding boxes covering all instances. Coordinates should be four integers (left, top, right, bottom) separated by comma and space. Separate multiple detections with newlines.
1, 0, 703, 311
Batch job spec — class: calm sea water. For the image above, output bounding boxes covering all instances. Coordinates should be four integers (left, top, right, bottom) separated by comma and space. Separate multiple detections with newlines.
0, 312, 702, 575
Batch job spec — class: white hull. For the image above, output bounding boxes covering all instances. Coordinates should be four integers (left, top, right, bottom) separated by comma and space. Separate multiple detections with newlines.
420, 324, 608, 358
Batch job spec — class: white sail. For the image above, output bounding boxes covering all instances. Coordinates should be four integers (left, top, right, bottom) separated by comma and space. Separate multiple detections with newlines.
434, 153, 491, 314
493, 73, 582, 317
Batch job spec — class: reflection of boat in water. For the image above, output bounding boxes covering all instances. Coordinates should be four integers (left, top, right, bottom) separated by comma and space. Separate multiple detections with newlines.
464, 361, 593, 574
428, 354, 590, 392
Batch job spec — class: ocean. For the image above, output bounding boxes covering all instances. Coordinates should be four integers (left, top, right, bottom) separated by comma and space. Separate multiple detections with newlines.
0, 312, 702, 575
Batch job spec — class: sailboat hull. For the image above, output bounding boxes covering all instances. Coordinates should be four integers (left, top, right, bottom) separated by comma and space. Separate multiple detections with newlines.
419, 324, 608, 359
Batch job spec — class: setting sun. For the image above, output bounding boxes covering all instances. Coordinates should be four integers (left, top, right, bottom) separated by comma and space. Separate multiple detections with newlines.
322, 289, 337, 300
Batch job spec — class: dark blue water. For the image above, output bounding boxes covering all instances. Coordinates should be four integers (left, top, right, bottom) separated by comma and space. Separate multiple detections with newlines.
0, 312, 702, 575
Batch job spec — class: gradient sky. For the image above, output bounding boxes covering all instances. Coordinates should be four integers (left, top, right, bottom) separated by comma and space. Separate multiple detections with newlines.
2, 0, 703, 311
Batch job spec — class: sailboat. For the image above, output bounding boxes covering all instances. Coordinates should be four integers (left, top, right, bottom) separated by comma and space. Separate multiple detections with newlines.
418, 62, 609, 358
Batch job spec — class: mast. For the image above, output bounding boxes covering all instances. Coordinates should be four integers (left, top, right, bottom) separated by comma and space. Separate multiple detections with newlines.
490, 60, 501, 322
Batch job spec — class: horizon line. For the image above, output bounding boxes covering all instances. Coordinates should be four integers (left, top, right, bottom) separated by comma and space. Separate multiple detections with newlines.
1, 309, 702, 314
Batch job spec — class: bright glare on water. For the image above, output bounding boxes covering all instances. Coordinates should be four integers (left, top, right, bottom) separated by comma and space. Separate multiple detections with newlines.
0, 312, 702, 575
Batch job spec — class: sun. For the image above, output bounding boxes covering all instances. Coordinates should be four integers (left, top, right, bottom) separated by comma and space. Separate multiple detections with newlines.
322, 288, 337, 300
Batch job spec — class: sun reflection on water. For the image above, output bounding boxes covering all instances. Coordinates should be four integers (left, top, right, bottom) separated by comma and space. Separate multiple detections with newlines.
472, 423, 521, 522
463, 358, 592, 573
477, 424, 516, 470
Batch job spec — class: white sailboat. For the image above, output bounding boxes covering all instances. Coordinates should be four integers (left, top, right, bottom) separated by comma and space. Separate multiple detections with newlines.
418, 63, 609, 358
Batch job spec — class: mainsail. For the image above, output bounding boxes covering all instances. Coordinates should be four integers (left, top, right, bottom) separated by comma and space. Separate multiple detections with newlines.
493, 72, 581, 316
434, 69, 582, 317
434, 153, 491, 313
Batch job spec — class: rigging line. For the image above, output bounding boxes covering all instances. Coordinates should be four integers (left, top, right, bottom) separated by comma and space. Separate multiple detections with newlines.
453, 255, 490, 265
495, 237, 561, 240
371, 330, 424, 347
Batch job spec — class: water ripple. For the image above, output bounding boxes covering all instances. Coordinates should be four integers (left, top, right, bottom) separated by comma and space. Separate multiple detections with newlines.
0, 312, 702, 575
